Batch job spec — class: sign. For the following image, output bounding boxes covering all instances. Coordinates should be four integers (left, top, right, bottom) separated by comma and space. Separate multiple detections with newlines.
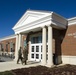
67, 32, 76, 38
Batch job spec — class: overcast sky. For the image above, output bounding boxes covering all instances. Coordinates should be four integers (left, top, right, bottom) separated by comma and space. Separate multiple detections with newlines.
0, 0, 76, 38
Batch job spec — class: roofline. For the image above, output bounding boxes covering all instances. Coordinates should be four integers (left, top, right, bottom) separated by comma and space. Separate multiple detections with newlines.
0, 34, 16, 41
68, 17, 76, 26
26, 9, 53, 14
27, 9, 67, 20
68, 17, 76, 20
12, 9, 54, 30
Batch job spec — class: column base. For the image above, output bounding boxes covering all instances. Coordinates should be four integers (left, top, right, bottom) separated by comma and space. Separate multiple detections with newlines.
47, 64, 54, 67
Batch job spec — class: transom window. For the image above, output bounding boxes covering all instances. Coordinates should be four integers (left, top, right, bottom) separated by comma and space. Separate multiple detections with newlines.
31, 36, 42, 44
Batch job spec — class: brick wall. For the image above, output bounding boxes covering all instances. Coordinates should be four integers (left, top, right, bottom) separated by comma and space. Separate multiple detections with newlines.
61, 24, 76, 56
0, 38, 16, 52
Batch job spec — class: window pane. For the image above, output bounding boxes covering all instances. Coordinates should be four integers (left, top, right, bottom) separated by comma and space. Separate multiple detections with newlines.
36, 54, 39, 59
38, 36, 42, 43
32, 46, 34, 52
46, 34, 48, 43
41, 46, 42, 52
46, 54, 48, 60
46, 45, 48, 52
36, 46, 39, 52
35, 37, 38, 43
31, 54, 34, 58
31, 36, 42, 44
1, 44, 4, 51
10, 42, 13, 48
31, 37, 33, 44
41, 54, 42, 59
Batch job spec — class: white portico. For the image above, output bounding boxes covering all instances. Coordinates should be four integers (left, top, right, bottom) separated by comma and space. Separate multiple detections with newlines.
13, 10, 67, 67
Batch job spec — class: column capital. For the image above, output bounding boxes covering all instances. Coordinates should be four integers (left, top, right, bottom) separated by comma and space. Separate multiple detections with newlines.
40, 25, 47, 28
19, 33, 22, 35
47, 24, 52, 27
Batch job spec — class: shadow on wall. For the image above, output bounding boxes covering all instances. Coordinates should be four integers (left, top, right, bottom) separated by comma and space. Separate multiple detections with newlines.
53, 25, 68, 65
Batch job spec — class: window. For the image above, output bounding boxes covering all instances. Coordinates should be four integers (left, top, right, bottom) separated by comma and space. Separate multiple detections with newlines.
6, 44, 8, 52
41, 54, 42, 59
13, 43, 15, 52
1, 44, 4, 51
46, 45, 48, 52
38, 36, 42, 43
46, 54, 48, 60
32, 46, 34, 52
31, 35, 42, 44
11, 48, 13, 52
32, 37, 38, 43
10, 42, 13, 52
31, 54, 34, 58
41, 46, 42, 52
36, 46, 39, 52
36, 54, 39, 59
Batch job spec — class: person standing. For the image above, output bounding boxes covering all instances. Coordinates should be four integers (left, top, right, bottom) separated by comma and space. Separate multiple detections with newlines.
17, 47, 23, 64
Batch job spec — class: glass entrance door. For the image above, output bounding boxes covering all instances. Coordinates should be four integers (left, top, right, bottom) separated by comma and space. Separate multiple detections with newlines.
30, 35, 42, 61
31, 44, 42, 61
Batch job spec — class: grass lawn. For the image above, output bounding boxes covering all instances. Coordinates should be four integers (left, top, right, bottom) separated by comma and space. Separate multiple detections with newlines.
0, 64, 76, 75
0, 71, 13, 75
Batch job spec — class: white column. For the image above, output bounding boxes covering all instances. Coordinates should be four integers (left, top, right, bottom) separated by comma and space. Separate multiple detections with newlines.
47, 25, 53, 67
18, 33, 22, 49
28, 38, 31, 61
14, 34, 19, 61
42, 26, 47, 65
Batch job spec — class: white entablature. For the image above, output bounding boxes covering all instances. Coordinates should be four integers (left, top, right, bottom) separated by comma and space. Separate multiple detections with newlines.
13, 10, 67, 34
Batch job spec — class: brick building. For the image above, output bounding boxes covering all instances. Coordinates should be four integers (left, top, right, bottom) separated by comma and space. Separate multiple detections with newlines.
0, 10, 76, 67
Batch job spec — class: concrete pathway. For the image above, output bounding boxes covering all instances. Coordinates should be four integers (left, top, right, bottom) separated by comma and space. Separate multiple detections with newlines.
0, 61, 40, 72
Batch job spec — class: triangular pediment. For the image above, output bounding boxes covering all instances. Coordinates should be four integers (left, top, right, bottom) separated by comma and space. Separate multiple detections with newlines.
13, 10, 51, 29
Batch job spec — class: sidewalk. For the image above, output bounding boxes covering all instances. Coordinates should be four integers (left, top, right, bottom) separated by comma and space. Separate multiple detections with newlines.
0, 61, 40, 72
